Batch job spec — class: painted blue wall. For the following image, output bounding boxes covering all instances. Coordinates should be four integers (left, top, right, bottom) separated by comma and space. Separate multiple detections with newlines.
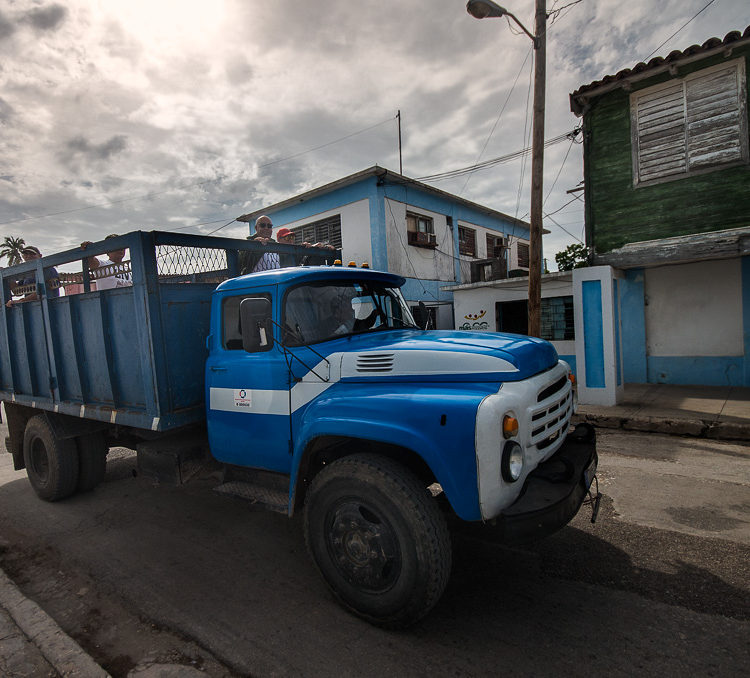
743, 255, 750, 387
581, 280, 605, 388
620, 269, 647, 383
615, 261, 749, 387
559, 354, 576, 376
254, 172, 530, 327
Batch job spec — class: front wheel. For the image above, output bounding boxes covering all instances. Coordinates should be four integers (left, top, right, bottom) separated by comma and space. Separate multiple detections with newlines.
304, 454, 451, 628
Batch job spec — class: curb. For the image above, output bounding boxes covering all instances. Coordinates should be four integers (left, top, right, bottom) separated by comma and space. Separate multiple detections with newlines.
573, 413, 750, 441
0, 567, 109, 678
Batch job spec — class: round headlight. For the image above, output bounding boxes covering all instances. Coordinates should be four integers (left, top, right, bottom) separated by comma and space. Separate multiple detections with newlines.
501, 441, 524, 482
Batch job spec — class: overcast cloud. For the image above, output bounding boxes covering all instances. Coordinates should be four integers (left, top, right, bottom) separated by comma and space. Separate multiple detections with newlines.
1, 0, 748, 266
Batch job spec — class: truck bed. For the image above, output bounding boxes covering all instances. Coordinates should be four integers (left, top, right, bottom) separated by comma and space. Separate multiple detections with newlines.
0, 230, 337, 432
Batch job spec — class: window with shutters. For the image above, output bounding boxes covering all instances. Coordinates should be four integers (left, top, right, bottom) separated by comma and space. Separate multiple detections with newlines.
406, 212, 436, 248
516, 242, 530, 268
630, 58, 748, 186
486, 233, 507, 259
289, 215, 342, 248
458, 226, 476, 257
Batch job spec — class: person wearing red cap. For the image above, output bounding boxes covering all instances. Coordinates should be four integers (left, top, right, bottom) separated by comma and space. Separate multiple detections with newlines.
276, 226, 336, 267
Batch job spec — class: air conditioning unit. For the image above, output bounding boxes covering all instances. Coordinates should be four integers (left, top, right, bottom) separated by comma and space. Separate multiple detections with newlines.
408, 231, 437, 248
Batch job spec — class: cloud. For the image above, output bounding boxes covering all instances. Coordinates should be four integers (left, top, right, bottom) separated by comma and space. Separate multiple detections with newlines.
22, 3, 68, 32
57, 134, 129, 171
225, 56, 254, 86
0, 10, 15, 39
2, 0, 747, 262
0, 97, 14, 124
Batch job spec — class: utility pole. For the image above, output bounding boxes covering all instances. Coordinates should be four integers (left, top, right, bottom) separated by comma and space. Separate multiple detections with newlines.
397, 110, 403, 175
466, 0, 546, 337
527, 0, 546, 337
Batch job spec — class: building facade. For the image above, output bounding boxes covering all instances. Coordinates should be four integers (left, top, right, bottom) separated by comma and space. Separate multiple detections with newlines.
238, 166, 531, 329
568, 27, 750, 395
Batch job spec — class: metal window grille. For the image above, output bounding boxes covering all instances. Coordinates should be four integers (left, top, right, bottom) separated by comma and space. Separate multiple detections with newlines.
291, 215, 342, 248
458, 226, 476, 257
155, 245, 230, 283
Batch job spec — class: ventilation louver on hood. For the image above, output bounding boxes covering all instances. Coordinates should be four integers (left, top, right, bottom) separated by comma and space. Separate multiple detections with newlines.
356, 353, 395, 373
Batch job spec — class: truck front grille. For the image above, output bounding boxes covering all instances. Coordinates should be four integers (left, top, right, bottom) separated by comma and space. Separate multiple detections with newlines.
529, 376, 573, 449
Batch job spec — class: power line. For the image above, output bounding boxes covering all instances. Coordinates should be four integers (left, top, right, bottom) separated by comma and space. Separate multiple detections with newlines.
644, 0, 718, 60
543, 212, 583, 243
416, 130, 577, 182
459, 47, 533, 195
514, 51, 535, 219
1, 115, 397, 227
543, 138, 575, 207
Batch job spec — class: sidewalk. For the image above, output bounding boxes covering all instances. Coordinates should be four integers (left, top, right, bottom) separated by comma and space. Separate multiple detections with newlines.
0, 566, 108, 678
574, 382, 750, 441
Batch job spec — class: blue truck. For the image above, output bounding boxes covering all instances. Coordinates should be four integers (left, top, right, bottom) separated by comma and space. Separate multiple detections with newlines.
0, 230, 599, 628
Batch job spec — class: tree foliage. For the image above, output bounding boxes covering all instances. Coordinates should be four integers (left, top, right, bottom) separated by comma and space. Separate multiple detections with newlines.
0, 236, 26, 267
555, 243, 589, 271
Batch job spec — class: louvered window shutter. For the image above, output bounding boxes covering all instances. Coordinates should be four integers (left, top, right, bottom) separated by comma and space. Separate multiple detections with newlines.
634, 83, 687, 182
632, 58, 747, 186
686, 65, 743, 169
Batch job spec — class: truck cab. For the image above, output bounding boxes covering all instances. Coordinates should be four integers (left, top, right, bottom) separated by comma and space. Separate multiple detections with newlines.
204, 265, 598, 626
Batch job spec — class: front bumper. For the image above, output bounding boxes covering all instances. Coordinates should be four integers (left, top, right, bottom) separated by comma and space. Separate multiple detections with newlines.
454, 423, 599, 545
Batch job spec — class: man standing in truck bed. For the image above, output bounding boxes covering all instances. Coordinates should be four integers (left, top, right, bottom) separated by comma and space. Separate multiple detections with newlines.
81, 234, 132, 289
5, 245, 60, 306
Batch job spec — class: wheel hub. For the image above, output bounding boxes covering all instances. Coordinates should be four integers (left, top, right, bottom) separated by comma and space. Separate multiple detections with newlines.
30, 438, 50, 482
327, 501, 401, 592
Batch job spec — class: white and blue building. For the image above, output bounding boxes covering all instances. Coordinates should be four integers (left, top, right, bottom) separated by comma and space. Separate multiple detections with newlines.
238, 166, 531, 329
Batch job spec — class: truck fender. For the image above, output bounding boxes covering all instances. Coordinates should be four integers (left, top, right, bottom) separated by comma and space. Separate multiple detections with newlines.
37, 411, 109, 442
288, 416, 480, 521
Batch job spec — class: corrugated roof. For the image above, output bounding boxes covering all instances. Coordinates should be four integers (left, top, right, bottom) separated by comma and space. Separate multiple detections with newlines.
570, 26, 750, 115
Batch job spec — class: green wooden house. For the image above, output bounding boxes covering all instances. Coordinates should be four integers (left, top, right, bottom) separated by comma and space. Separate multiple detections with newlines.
568, 27, 750, 390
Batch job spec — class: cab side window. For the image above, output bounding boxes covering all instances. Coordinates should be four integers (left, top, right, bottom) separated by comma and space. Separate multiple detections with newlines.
222, 294, 271, 350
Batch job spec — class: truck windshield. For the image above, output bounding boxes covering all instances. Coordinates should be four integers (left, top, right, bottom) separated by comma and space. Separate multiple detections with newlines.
283, 281, 418, 346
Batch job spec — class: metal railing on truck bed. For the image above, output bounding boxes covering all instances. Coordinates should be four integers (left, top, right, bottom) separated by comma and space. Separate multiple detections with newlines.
0, 231, 339, 432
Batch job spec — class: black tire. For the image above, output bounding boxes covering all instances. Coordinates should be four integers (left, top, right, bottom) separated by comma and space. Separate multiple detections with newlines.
76, 432, 108, 492
304, 454, 451, 629
23, 415, 79, 502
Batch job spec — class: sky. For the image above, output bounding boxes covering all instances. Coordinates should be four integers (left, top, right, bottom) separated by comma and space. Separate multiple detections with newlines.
1, 0, 748, 270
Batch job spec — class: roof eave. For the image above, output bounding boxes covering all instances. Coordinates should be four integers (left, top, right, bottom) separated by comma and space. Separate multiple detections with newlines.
237, 166, 530, 231
570, 28, 750, 116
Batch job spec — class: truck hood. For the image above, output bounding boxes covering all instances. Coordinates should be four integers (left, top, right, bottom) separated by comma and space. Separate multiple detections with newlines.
333, 330, 558, 382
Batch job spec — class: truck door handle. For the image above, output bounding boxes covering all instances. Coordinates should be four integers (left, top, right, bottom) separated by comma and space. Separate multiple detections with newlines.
210, 366, 227, 372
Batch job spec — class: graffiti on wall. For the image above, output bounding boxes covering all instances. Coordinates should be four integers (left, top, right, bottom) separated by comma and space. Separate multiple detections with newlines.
459, 309, 489, 331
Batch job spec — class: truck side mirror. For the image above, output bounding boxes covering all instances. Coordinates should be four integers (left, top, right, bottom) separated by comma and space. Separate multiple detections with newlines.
240, 297, 274, 352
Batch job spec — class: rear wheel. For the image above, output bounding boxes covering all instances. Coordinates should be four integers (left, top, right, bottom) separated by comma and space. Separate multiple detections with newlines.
23, 415, 79, 502
304, 454, 451, 628
76, 432, 108, 492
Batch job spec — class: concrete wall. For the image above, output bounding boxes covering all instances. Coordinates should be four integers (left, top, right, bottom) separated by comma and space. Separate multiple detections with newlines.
255, 172, 532, 331
619, 257, 749, 386
384, 198, 455, 281
271, 198, 373, 268
644, 259, 743, 356
453, 219, 529, 284
450, 275, 576, 374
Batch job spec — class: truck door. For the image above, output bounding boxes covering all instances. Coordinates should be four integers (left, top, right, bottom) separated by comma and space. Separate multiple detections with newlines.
205, 291, 292, 473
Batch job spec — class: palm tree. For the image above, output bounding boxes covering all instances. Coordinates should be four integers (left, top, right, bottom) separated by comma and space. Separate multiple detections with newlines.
0, 236, 26, 266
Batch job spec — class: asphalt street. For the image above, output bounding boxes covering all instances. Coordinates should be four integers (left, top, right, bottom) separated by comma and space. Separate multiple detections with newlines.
0, 425, 747, 677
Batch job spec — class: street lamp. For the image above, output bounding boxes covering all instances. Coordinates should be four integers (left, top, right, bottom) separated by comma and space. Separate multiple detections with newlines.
467, 0, 546, 338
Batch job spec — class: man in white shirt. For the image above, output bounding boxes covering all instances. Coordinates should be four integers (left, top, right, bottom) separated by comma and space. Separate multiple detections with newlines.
81, 234, 132, 289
